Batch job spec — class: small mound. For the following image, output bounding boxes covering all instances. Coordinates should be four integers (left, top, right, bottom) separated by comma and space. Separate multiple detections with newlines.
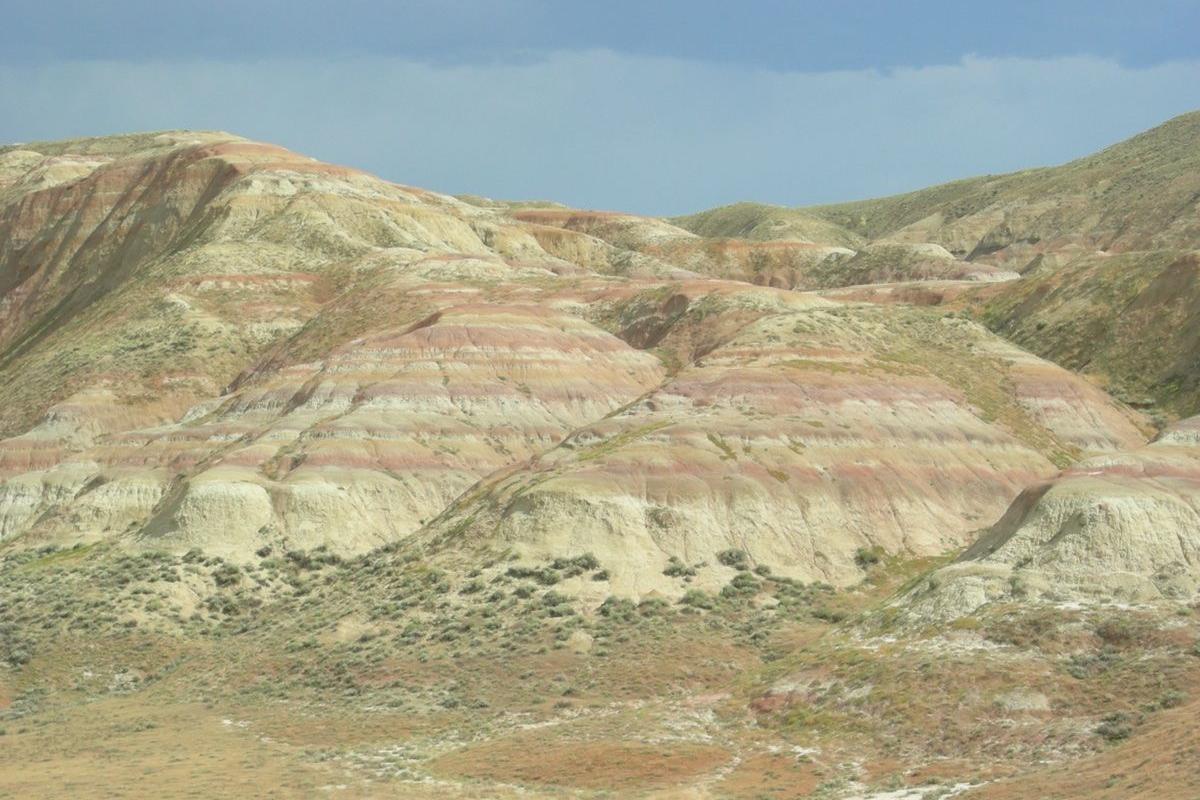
904, 416, 1200, 619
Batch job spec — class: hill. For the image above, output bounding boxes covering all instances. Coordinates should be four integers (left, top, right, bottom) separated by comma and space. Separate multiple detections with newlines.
0, 122, 1196, 799
0, 131, 1146, 575
681, 111, 1200, 416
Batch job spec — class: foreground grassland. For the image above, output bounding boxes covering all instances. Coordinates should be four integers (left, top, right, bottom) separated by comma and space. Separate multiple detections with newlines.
2, 544, 1196, 799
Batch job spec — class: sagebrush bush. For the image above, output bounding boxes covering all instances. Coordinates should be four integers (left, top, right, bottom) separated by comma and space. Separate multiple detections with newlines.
716, 549, 749, 570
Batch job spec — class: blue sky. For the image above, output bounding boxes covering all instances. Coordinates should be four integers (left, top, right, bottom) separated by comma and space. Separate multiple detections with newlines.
2, 0, 1200, 214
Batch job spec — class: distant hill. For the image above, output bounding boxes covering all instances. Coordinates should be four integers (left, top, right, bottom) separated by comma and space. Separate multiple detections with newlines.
679, 110, 1200, 417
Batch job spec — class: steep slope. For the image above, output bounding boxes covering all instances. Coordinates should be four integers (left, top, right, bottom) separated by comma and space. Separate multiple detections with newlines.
0, 130, 511, 437
904, 414, 1200, 618
975, 249, 1200, 418
413, 286, 1145, 595
0, 134, 669, 557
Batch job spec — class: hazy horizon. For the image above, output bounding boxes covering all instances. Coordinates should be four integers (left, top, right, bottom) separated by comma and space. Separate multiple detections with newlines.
3, 1, 1200, 214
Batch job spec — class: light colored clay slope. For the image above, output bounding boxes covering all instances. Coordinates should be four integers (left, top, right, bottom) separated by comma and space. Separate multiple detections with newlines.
904, 415, 1200, 618
0, 130, 524, 438
0, 130, 1150, 585
413, 284, 1146, 596
0, 132, 666, 556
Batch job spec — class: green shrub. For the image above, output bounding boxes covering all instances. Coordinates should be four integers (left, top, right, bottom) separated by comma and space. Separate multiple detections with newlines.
212, 563, 241, 587
854, 546, 883, 568
679, 589, 716, 610
721, 571, 761, 599
1096, 712, 1132, 742
551, 553, 600, 572
985, 609, 1063, 648
506, 565, 560, 585
1150, 689, 1186, 710
1095, 617, 1152, 647
1070, 647, 1123, 681
638, 598, 669, 616
812, 607, 847, 623
663, 556, 697, 578
716, 549, 750, 570
599, 597, 636, 620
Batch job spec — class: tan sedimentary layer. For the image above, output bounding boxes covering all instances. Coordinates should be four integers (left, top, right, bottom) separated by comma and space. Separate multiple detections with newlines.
904, 415, 1200, 617
0, 131, 1151, 593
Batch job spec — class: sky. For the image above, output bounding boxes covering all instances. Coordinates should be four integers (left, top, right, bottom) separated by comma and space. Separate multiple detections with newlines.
2, 0, 1200, 215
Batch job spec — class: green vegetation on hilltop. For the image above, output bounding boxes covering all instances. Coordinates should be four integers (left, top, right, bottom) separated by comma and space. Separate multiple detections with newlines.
671, 201, 864, 248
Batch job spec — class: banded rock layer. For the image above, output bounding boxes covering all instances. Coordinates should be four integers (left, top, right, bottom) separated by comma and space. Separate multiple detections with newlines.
417, 289, 1146, 594
904, 415, 1200, 618
0, 130, 1151, 595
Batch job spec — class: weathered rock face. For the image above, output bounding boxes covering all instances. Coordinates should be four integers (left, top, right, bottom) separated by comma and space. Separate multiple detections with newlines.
135, 302, 665, 557
903, 415, 1200, 618
0, 130, 1151, 589
0, 132, 671, 557
417, 289, 1145, 595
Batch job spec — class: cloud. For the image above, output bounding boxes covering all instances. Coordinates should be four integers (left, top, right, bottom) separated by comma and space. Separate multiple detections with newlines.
3, 52, 1199, 214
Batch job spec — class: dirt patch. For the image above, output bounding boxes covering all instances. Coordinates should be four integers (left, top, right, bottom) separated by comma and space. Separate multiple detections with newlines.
966, 698, 1200, 800
716, 752, 822, 798
429, 737, 730, 791
0, 697, 331, 799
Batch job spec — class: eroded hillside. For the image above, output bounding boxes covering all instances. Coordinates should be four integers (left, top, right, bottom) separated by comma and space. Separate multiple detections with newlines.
682, 110, 1200, 417
0, 130, 1148, 585
0, 120, 1197, 799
